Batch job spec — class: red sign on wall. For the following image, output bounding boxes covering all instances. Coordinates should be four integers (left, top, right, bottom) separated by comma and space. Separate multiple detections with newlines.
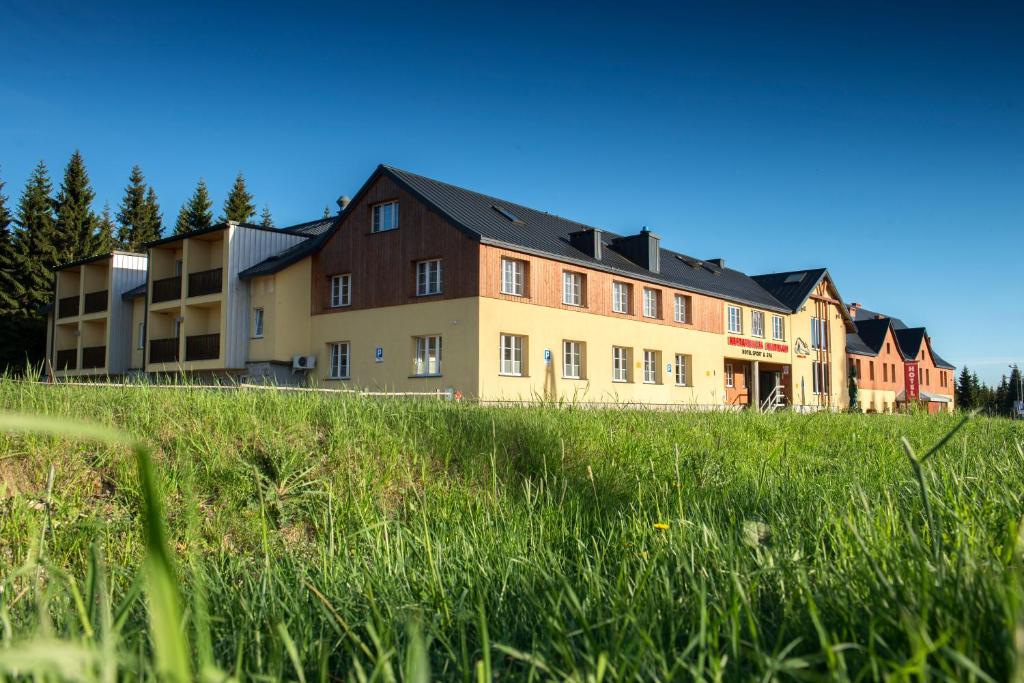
727, 336, 789, 353
905, 361, 920, 401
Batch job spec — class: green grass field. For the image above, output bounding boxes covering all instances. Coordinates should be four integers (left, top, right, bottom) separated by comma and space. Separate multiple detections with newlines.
0, 378, 1022, 681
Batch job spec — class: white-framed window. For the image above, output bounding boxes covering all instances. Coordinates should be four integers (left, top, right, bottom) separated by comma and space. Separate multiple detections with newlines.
643, 350, 658, 384
137, 322, 145, 350
612, 346, 629, 382
674, 354, 689, 386
416, 259, 443, 296
562, 271, 583, 306
371, 201, 399, 232
413, 335, 442, 376
501, 258, 525, 296
812, 361, 830, 394
811, 318, 828, 350
751, 310, 765, 338
642, 288, 659, 318
252, 307, 264, 338
727, 305, 742, 334
499, 334, 524, 376
772, 315, 785, 341
329, 342, 351, 379
674, 294, 689, 323
562, 340, 583, 379
612, 282, 630, 314
725, 362, 734, 388
330, 274, 351, 307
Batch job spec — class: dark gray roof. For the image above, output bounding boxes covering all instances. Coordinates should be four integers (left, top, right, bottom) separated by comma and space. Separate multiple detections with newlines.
285, 216, 337, 236
932, 352, 956, 370
238, 216, 340, 280
851, 318, 894, 356
853, 307, 909, 329
382, 165, 790, 312
122, 283, 147, 300
894, 328, 926, 360
846, 332, 876, 357
750, 269, 828, 313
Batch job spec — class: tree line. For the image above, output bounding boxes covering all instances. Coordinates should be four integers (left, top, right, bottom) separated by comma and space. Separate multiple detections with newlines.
956, 365, 1022, 417
0, 150, 271, 369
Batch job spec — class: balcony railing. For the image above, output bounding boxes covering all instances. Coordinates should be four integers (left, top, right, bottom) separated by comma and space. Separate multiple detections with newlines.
185, 333, 220, 361
57, 296, 79, 318
83, 290, 108, 314
152, 276, 182, 303
187, 268, 223, 298
55, 349, 77, 370
149, 338, 179, 364
81, 345, 106, 369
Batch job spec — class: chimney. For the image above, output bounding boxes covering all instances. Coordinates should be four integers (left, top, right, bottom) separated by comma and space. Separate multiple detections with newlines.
849, 302, 861, 318
706, 258, 725, 268
610, 227, 661, 273
336, 195, 351, 213
568, 228, 602, 260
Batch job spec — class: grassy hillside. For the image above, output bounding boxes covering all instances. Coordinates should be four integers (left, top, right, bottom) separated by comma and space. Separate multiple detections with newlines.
0, 379, 1022, 681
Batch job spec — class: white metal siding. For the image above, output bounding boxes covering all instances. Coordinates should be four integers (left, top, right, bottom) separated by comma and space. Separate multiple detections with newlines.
108, 253, 148, 374
225, 227, 307, 368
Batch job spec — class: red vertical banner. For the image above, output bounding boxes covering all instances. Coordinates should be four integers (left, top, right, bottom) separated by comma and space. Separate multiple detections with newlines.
905, 361, 920, 401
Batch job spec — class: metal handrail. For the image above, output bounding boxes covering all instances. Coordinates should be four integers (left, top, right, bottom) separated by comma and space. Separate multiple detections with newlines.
760, 384, 786, 413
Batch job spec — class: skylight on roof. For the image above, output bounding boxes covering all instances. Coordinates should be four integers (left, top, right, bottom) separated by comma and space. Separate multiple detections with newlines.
492, 205, 523, 224
784, 272, 806, 284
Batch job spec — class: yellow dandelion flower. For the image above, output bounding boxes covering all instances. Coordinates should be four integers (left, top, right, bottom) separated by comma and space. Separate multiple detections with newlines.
653, 522, 669, 531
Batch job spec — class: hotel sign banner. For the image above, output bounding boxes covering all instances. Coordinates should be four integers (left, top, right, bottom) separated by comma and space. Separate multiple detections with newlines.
905, 361, 920, 400
728, 336, 788, 359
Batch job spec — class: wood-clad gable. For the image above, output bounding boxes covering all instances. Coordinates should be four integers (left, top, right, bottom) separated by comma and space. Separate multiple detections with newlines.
311, 175, 480, 314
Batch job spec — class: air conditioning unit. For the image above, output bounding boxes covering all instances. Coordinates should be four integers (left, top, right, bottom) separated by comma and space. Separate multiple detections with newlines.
292, 355, 316, 370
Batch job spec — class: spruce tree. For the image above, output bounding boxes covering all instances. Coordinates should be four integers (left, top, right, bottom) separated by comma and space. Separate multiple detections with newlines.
956, 366, 975, 411
95, 203, 116, 253
259, 204, 274, 228
140, 186, 163, 244
12, 161, 58, 314
0, 170, 19, 316
116, 166, 163, 250
54, 150, 99, 261
175, 179, 213, 235
221, 173, 255, 223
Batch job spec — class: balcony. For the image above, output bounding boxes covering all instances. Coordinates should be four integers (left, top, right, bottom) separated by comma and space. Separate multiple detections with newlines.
187, 268, 223, 298
83, 290, 108, 314
152, 276, 182, 304
57, 296, 79, 319
150, 338, 179, 364
81, 346, 106, 369
55, 349, 77, 370
185, 333, 220, 361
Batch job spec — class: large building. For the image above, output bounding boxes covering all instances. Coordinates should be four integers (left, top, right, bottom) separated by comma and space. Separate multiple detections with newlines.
44, 164, 954, 412
846, 305, 956, 412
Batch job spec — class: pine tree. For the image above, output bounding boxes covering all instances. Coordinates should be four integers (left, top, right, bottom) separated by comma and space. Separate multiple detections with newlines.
956, 366, 976, 411
12, 161, 58, 314
54, 150, 99, 261
259, 204, 274, 228
221, 173, 255, 223
116, 166, 163, 250
175, 179, 214, 235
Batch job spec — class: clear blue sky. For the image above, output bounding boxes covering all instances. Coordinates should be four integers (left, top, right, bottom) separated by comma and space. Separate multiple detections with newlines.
2, 1, 1021, 384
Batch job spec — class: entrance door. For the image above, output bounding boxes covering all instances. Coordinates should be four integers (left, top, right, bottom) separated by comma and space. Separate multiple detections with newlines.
759, 371, 782, 405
